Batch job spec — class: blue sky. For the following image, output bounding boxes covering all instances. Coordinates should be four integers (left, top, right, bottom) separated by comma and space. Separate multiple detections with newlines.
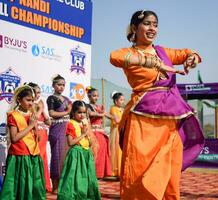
91, 0, 218, 88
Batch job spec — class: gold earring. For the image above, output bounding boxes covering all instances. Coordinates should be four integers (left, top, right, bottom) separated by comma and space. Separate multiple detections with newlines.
130, 32, 136, 42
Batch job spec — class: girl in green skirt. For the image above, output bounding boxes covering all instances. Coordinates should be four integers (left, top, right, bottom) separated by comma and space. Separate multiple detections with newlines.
58, 100, 101, 200
0, 85, 46, 200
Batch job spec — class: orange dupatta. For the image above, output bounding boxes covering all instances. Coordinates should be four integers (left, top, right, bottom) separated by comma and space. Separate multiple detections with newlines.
10, 111, 40, 156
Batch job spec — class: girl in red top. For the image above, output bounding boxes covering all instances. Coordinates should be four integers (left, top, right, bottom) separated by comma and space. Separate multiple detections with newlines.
58, 100, 100, 200
87, 87, 112, 178
0, 85, 46, 200
28, 82, 52, 192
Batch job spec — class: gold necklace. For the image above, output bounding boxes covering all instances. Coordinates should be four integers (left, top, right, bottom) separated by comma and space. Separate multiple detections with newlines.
17, 108, 30, 116
133, 46, 157, 55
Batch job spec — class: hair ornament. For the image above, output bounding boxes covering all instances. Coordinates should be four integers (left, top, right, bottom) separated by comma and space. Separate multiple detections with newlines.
138, 10, 146, 19
111, 90, 119, 99
85, 86, 93, 93
130, 32, 136, 43
51, 74, 60, 81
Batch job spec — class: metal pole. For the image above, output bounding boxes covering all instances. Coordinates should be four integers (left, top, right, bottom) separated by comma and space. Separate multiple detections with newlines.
197, 100, 203, 127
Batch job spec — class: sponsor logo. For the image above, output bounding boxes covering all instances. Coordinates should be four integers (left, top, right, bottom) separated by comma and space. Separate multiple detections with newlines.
70, 82, 85, 100
32, 45, 40, 56
0, 67, 21, 104
200, 146, 210, 155
0, 123, 7, 143
185, 84, 211, 92
31, 44, 61, 61
0, 123, 6, 137
70, 45, 86, 74
0, 35, 27, 52
41, 84, 54, 96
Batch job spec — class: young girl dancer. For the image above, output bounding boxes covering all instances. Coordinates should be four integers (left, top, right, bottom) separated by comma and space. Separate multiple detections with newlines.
109, 91, 125, 177
46, 74, 72, 194
58, 100, 101, 200
28, 82, 52, 192
87, 87, 112, 179
0, 85, 46, 200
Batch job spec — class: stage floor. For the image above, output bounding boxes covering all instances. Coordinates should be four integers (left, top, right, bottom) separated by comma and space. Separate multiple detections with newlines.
46, 168, 218, 200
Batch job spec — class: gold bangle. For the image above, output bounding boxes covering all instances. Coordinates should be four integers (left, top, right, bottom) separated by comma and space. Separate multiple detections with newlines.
124, 52, 132, 67
151, 57, 155, 67
150, 56, 156, 68
138, 54, 143, 66
143, 56, 153, 68
156, 61, 163, 71
143, 56, 147, 68
154, 58, 162, 70
142, 57, 147, 67
143, 56, 162, 70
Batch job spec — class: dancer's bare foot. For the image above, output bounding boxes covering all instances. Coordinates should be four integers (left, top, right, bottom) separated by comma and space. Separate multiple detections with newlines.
52, 189, 58, 195
51, 178, 59, 195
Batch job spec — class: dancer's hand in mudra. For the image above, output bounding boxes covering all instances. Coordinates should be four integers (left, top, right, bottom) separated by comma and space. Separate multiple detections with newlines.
160, 63, 186, 75
183, 54, 198, 74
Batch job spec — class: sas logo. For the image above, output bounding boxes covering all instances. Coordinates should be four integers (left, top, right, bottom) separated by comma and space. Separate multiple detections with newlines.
0, 35, 27, 52
32, 45, 40, 56
31, 44, 61, 61
70, 83, 85, 100
41, 84, 54, 97
0, 67, 21, 104
70, 45, 86, 75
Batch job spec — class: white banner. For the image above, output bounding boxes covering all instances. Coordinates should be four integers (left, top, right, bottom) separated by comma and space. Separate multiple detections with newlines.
0, 0, 92, 177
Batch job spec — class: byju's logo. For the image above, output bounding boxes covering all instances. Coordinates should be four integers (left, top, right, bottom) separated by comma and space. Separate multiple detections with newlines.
70, 45, 86, 74
31, 44, 61, 61
0, 35, 27, 52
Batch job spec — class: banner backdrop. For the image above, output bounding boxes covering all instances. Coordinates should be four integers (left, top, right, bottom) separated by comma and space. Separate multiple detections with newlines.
192, 139, 218, 168
177, 82, 218, 99
0, 0, 92, 177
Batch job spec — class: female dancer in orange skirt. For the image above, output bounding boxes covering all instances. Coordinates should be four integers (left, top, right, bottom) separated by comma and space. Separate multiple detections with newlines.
110, 10, 204, 200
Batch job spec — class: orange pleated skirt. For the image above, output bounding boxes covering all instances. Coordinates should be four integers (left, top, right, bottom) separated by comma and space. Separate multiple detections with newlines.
110, 126, 122, 177
120, 113, 183, 200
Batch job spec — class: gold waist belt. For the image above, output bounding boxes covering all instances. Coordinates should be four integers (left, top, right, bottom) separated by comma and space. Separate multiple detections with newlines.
51, 117, 69, 124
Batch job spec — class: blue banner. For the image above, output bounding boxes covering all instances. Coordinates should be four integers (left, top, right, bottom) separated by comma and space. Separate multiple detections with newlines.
0, 0, 92, 44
